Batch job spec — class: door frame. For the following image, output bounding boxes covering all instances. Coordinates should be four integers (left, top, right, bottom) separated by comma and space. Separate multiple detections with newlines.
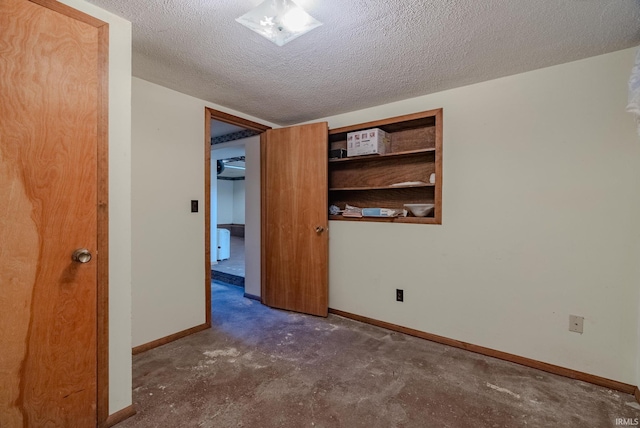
204, 108, 271, 321
23, 0, 110, 425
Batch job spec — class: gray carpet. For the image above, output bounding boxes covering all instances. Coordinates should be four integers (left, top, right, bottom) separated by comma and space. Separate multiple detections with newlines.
116, 282, 640, 427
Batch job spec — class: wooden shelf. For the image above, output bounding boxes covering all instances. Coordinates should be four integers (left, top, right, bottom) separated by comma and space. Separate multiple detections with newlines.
329, 183, 434, 191
329, 148, 435, 163
329, 215, 438, 224
327, 108, 442, 225
328, 109, 439, 137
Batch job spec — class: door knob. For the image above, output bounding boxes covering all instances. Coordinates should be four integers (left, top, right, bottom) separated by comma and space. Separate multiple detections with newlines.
315, 226, 325, 233
72, 248, 92, 263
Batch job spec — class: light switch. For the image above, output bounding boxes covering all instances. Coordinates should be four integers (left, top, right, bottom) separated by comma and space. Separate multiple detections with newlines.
191, 200, 198, 213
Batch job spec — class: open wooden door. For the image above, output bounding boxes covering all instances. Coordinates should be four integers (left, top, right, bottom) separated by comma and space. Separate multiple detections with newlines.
0, 0, 108, 425
262, 123, 329, 317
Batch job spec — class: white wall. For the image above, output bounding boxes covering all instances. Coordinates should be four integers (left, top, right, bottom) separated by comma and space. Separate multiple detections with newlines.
232, 181, 246, 224
217, 180, 234, 224
59, 0, 132, 415
215, 180, 245, 224
243, 136, 262, 298
132, 79, 276, 347
310, 48, 640, 385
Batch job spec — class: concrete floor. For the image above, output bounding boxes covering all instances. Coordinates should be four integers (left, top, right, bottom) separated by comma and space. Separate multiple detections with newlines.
212, 236, 245, 286
212, 236, 245, 278
117, 282, 640, 427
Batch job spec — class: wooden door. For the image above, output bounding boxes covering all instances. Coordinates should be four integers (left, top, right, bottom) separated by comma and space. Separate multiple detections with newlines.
262, 123, 329, 317
0, 0, 107, 425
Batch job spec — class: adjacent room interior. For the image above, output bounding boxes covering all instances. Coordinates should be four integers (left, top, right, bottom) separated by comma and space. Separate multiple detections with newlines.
211, 120, 253, 289
209, 118, 263, 305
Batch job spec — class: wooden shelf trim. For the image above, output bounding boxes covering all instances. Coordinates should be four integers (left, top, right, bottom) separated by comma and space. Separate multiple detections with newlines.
329, 183, 435, 191
329, 109, 441, 135
329, 215, 437, 224
329, 148, 435, 163
327, 108, 443, 225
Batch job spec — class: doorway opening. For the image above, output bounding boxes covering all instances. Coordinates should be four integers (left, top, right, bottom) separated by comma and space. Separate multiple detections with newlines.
204, 109, 271, 323
212, 130, 248, 287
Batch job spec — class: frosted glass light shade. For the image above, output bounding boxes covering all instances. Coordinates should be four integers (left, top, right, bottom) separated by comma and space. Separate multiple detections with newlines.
236, 0, 322, 46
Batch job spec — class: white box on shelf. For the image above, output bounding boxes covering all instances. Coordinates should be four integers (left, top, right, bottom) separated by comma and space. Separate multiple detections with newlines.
347, 128, 390, 157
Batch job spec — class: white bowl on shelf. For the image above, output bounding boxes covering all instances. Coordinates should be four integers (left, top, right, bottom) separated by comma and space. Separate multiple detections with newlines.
403, 203, 434, 217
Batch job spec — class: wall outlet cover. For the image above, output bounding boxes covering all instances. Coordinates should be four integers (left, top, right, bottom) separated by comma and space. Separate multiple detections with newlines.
569, 315, 584, 334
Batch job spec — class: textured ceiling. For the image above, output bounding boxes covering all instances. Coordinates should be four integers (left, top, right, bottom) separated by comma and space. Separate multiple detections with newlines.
87, 0, 640, 125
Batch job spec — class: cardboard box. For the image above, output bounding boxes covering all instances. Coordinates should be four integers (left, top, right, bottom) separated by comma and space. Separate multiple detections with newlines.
347, 128, 390, 157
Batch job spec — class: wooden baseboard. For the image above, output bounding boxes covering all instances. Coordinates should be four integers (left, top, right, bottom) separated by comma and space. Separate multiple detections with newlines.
132, 323, 210, 355
102, 404, 136, 427
329, 308, 636, 395
243, 292, 261, 302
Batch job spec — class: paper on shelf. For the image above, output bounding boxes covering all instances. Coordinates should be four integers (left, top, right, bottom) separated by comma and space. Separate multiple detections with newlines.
390, 181, 427, 187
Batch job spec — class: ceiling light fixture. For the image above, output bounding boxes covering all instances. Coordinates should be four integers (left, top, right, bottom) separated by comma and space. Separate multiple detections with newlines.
236, 0, 322, 47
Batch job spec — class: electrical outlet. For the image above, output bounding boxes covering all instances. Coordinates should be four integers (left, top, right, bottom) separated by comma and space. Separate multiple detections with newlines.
569, 315, 584, 334
396, 289, 403, 302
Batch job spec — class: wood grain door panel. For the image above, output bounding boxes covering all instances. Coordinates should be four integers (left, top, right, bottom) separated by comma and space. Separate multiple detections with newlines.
262, 123, 329, 317
0, 0, 103, 425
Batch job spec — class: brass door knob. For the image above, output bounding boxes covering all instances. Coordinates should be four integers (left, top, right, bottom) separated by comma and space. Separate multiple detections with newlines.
72, 248, 92, 263
315, 226, 325, 233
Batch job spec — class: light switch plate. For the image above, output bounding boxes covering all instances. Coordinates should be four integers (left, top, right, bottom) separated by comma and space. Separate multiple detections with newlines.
569, 315, 584, 334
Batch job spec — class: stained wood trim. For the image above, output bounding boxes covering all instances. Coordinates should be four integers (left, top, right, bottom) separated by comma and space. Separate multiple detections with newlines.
635, 387, 640, 404
96, 20, 110, 426
330, 183, 434, 191
328, 109, 443, 226
207, 108, 271, 133
205, 109, 271, 314
329, 215, 438, 224
329, 308, 636, 395
328, 148, 435, 163
204, 109, 212, 328
102, 405, 136, 428
328, 108, 442, 135
29, 0, 107, 27
132, 323, 210, 355
434, 108, 443, 224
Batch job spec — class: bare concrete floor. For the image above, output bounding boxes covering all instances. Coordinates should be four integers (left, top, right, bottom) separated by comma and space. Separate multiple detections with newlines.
212, 236, 245, 278
117, 282, 640, 427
